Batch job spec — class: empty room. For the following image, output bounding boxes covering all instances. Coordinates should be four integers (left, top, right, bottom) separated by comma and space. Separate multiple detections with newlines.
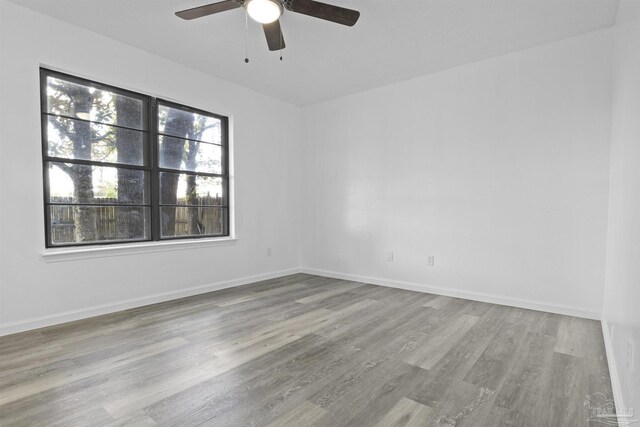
0, 0, 638, 425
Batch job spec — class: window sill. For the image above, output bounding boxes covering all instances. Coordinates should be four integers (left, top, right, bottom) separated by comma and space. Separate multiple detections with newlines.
42, 237, 238, 263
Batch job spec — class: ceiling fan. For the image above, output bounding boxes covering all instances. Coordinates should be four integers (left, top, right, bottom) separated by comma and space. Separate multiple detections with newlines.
175, 0, 360, 52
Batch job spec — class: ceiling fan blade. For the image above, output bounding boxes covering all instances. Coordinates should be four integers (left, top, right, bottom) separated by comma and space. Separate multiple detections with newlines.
288, 0, 360, 26
263, 20, 286, 51
176, 0, 241, 20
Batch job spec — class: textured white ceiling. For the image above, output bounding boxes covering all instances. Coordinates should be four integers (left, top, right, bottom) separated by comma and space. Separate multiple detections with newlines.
10, 0, 619, 105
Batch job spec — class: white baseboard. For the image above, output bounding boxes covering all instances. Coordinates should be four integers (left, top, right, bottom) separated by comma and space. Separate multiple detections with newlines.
0, 268, 302, 337
301, 267, 601, 320
1, 266, 601, 337
601, 315, 625, 422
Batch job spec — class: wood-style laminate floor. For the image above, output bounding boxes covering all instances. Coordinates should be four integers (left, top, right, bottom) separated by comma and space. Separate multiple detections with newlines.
0, 274, 613, 426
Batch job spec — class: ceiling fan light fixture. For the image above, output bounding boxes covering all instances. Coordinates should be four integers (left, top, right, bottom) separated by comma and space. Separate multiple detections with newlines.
246, 0, 283, 24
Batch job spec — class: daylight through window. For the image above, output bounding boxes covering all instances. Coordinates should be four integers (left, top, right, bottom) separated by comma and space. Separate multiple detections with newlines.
41, 69, 230, 247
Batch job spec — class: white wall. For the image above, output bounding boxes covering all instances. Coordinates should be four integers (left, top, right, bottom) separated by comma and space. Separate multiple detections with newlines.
603, 0, 640, 416
301, 29, 613, 319
0, 0, 620, 339
0, 0, 302, 334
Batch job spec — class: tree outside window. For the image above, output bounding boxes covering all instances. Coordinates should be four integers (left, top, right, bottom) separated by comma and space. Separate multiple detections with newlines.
41, 69, 230, 247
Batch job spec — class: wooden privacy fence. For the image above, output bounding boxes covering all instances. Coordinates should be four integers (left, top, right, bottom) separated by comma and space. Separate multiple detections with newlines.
50, 196, 224, 243
172, 197, 224, 236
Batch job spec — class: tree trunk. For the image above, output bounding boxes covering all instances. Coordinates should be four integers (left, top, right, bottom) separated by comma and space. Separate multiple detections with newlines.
184, 137, 201, 235
160, 110, 192, 237
68, 87, 97, 242
115, 97, 144, 240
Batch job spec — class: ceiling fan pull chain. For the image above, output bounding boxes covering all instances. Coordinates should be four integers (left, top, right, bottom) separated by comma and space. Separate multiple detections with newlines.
244, 6, 250, 63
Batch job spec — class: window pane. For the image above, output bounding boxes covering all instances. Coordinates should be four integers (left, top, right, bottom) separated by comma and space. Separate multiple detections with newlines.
48, 162, 148, 204
158, 135, 222, 174
157, 104, 222, 144
46, 116, 145, 166
45, 76, 145, 130
159, 172, 225, 205
160, 206, 227, 238
49, 205, 150, 245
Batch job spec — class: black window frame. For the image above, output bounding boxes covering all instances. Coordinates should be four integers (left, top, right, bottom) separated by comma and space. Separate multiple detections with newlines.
40, 68, 231, 248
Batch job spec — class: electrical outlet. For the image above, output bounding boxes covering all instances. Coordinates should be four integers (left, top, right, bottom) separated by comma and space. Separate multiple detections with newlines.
427, 255, 435, 266
386, 252, 394, 262
627, 338, 635, 373
267, 248, 272, 257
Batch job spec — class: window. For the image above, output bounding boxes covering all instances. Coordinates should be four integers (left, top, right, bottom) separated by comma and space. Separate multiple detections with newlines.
41, 69, 230, 248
